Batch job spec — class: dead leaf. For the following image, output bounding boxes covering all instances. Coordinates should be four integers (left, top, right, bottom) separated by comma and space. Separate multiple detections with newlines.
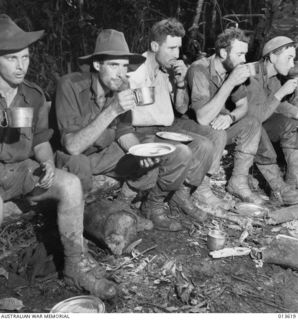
0, 267, 9, 279
135, 260, 148, 273
0, 297, 24, 311
161, 259, 176, 276
124, 238, 142, 254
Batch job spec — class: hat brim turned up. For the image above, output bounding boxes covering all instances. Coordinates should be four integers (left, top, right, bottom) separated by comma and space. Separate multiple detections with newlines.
78, 51, 146, 65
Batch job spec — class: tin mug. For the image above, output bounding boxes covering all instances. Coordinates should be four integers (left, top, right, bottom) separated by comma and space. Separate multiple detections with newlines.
133, 87, 155, 106
207, 230, 226, 251
288, 61, 298, 79
0, 107, 34, 128
246, 62, 260, 77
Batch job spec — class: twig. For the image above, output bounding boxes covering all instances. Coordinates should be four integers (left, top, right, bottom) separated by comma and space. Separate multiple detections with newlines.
139, 302, 171, 313
238, 292, 289, 312
110, 245, 157, 272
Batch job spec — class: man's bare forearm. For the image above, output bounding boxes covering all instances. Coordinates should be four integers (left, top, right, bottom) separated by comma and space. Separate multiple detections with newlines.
195, 81, 235, 125
63, 101, 120, 155
174, 86, 189, 114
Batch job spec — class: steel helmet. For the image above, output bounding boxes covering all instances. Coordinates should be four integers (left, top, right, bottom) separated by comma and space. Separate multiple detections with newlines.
262, 36, 296, 58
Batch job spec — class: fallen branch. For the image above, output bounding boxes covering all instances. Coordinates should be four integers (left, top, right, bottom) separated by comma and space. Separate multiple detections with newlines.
203, 206, 262, 228
261, 234, 298, 270
210, 247, 251, 259
267, 205, 298, 225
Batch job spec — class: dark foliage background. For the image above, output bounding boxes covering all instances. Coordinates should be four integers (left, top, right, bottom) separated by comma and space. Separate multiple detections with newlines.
0, 0, 271, 99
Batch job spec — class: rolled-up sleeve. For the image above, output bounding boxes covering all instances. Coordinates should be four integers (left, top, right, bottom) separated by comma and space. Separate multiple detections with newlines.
55, 76, 83, 142
187, 65, 211, 113
115, 111, 135, 140
32, 98, 53, 147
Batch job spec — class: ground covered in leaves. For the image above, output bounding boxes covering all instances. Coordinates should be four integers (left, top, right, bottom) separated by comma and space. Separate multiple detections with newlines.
1, 149, 298, 313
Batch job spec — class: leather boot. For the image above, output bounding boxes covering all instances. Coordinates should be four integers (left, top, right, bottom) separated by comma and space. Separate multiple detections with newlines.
169, 184, 208, 223
257, 163, 298, 205
283, 148, 298, 189
193, 176, 232, 210
59, 202, 117, 300
227, 152, 264, 205
140, 185, 182, 231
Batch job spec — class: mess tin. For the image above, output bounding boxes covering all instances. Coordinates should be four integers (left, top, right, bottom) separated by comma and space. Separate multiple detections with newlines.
207, 230, 226, 251
133, 86, 155, 106
246, 62, 260, 77
0, 107, 34, 128
50, 295, 105, 313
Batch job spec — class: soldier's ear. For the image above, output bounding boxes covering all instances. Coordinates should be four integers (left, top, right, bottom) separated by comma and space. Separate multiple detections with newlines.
219, 48, 227, 60
93, 60, 101, 71
269, 52, 277, 64
151, 41, 159, 53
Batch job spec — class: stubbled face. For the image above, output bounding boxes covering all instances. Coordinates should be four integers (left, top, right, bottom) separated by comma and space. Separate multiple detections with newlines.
222, 39, 248, 72
272, 47, 296, 76
94, 58, 129, 91
152, 35, 182, 69
0, 48, 29, 87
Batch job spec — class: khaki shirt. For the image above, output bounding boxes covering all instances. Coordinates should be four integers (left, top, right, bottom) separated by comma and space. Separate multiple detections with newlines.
55, 71, 132, 154
246, 61, 298, 122
128, 51, 175, 126
187, 54, 247, 116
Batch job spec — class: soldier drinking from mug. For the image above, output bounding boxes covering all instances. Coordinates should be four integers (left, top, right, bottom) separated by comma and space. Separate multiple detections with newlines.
55, 29, 210, 231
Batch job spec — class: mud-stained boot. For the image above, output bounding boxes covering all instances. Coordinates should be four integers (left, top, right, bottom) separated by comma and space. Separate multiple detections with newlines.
169, 184, 208, 223
283, 148, 298, 189
227, 152, 264, 205
140, 185, 183, 232
193, 176, 232, 210
59, 202, 117, 300
257, 163, 298, 205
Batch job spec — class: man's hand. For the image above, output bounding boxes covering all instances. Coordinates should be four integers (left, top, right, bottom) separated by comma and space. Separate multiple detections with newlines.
276, 78, 298, 99
227, 64, 250, 87
139, 157, 160, 168
115, 89, 136, 114
171, 59, 188, 84
36, 160, 55, 189
210, 114, 233, 130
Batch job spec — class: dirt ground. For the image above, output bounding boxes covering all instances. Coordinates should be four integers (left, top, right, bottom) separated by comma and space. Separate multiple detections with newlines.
1, 150, 298, 313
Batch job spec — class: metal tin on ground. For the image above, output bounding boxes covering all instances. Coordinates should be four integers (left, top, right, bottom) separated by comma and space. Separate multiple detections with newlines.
207, 230, 226, 251
50, 295, 105, 313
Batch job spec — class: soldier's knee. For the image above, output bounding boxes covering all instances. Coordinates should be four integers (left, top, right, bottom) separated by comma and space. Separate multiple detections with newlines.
54, 169, 83, 201
243, 115, 262, 132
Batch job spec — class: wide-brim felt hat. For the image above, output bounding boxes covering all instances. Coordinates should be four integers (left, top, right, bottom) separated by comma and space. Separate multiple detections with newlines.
78, 29, 145, 65
0, 14, 44, 52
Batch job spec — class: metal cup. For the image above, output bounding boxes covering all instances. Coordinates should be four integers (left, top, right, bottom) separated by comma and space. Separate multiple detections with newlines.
133, 87, 155, 106
246, 62, 260, 77
0, 107, 34, 128
288, 61, 298, 79
207, 230, 226, 251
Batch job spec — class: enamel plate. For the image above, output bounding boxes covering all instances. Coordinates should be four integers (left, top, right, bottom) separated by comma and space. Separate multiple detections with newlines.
156, 131, 193, 143
129, 142, 176, 157
50, 295, 105, 313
